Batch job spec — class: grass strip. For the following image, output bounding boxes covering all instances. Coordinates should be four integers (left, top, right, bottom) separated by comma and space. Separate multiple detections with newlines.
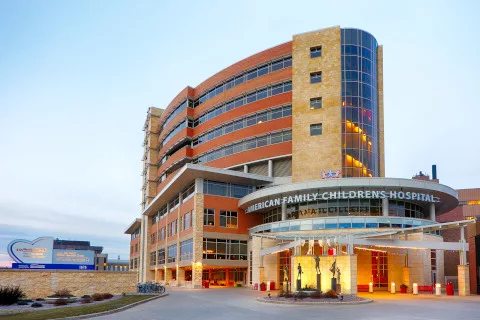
0, 295, 157, 320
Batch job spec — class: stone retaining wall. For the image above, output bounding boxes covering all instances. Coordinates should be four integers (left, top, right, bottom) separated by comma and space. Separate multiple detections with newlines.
0, 270, 137, 298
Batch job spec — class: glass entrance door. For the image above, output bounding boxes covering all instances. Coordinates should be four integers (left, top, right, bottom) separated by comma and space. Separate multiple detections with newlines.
372, 251, 388, 287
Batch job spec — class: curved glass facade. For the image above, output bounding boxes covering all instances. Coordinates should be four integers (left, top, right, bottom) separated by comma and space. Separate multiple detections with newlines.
253, 216, 436, 234
341, 29, 379, 177
262, 199, 427, 224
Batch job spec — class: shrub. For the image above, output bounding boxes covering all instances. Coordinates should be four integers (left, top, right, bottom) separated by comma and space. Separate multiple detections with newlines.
323, 289, 338, 299
31, 302, 43, 308
283, 291, 293, 298
81, 297, 92, 304
81, 295, 91, 299
0, 286, 25, 305
295, 291, 308, 300
35, 298, 45, 301
51, 288, 73, 298
400, 284, 408, 289
91, 293, 104, 301
277, 290, 285, 297
101, 293, 113, 300
53, 298, 68, 306
310, 290, 323, 299
17, 300, 29, 305
235, 283, 242, 287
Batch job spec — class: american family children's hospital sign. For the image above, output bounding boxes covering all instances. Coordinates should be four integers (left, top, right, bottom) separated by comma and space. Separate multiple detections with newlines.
245, 190, 441, 213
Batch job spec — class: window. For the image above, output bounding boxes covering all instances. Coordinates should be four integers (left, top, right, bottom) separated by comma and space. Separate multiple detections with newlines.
202, 238, 247, 260
182, 183, 195, 202
169, 195, 179, 212
158, 248, 165, 264
310, 123, 322, 136
310, 46, 322, 58
168, 220, 177, 237
310, 71, 322, 84
150, 232, 157, 244
150, 251, 156, 266
220, 210, 238, 228
167, 244, 177, 263
204, 208, 215, 226
160, 227, 165, 240
180, 239, 193, 261
184, 211, 192, 229
310, 97, 322, 109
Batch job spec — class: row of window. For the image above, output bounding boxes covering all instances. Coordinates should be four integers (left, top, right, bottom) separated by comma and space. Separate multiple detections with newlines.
158, 80, 292, 153
203, 208, 238, 228
161, 56, 292, 130
192, 129, 292, 164
192, 56, 292, 108
191, 105, 292, 147
151, 239, 194, 265
162, 120, 186, 147
203, 238, 248, 260
152, 183, 195, 225
203, 180, 254, 199
191, 80, 292, 128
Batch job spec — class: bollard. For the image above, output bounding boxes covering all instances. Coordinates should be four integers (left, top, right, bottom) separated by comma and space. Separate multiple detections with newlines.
436, 283, 441, 296
369, 282, 373, 293
391, 282, 396, 294
413, 283, 418, 295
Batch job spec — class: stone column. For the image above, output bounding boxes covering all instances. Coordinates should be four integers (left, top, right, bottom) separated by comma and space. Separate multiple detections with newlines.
192, 193, 204, 289
177, 267, 185, 287
382, 197, 389, 217
430, 203, 436, 222
458, 265, 470, 296
165, 268, 173, 285
345, 254, 358, 295
192, 262, 203, 289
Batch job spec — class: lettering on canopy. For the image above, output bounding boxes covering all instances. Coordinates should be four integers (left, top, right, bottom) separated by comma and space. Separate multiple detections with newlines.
245, 190, 440, 213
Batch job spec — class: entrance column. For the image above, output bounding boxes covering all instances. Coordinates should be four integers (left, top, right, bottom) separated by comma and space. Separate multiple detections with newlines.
281, 202, 287, 221
382, 197, 389, 216
430, 203, 436, 222
458, 226, 470, 296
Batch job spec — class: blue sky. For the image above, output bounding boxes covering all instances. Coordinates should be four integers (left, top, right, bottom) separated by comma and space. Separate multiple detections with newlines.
0, 0, 479, 266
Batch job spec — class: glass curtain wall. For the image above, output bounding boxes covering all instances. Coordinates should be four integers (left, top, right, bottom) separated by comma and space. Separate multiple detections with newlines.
341, 29, 379, 177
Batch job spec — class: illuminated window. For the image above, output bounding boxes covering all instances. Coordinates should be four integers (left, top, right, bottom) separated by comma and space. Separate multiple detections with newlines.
220, 210, 238, 228
204, 208, 215, 226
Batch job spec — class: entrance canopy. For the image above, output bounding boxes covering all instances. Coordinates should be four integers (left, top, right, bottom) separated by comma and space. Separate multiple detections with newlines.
254, 219, 475, 256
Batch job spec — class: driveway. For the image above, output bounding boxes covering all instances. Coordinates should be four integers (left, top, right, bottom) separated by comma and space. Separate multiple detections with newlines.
92, 288, 480, 320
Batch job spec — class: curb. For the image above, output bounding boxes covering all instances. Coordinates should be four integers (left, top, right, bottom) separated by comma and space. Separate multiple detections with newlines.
256, 297, 373, 305
52, 293, 168, 320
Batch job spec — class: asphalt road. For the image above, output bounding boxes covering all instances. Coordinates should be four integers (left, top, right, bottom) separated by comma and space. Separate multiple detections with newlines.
92, 288, 480, 320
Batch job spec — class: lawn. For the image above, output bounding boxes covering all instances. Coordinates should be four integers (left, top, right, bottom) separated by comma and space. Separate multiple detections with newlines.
0, 295, 158, 320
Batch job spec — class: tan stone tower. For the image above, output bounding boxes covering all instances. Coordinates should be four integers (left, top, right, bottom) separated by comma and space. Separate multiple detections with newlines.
292, 26, 384, 182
